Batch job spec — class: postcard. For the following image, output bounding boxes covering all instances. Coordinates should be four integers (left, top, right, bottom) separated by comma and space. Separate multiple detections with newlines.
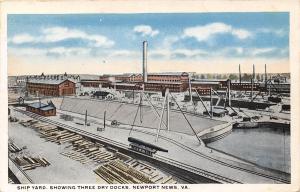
0, 0, 299, 192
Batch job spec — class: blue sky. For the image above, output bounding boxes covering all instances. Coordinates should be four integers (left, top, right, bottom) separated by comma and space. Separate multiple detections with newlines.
7, 13, 289, 75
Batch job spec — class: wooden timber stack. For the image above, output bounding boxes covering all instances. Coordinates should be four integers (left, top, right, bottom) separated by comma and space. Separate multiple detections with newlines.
93, 159, 177, 184
60, 138, 116, 165
14, 156, 50, 171
8, 141, 22, 153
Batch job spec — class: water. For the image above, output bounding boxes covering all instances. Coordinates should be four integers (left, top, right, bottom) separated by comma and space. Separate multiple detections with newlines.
207, 127, 290, 173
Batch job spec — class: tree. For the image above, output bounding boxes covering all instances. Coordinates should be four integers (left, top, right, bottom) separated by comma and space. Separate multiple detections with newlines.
256, 74, 261, 81
242, 73, 252, 82
229, 74, 238, 80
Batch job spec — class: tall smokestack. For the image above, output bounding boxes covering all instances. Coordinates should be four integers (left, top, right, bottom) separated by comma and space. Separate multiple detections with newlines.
239, 64, 242, 84
142, 41, 148, 83
265, 64, 267, 82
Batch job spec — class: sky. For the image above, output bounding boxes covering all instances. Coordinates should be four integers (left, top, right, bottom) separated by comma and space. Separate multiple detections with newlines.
7, 13, 289, 75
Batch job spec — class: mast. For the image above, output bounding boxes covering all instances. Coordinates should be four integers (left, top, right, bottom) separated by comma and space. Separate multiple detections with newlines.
239, 64, 242, 84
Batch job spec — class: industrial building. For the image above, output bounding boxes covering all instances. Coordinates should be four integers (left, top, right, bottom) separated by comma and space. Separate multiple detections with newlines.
26, 101, 56, 116
80, 79, 109, 88
27, 78, 76, 96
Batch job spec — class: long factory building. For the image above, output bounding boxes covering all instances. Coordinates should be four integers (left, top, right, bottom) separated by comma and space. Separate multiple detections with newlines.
80, 73, 290, 94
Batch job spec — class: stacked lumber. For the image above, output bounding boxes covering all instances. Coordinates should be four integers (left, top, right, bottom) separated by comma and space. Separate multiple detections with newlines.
32, 124, 82, 145
60, 138, 116, 165
94, 159, 154, 184
125, 159, 177, 184
8, 142, 22, 153
14, 156, 50, 171
19, 119, 38, 127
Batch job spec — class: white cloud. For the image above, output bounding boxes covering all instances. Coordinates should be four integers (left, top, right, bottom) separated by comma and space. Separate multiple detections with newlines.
42, 27, 114, 48
10, 34, 36, 44
42, 27, 115, 48
48, 47, 91, 56
172, 49, 208, 57
250, 47, 276, 56
41, 27, 86, 42
10, 47, 48, 56
149, 48, 208, 59
133, 25, 159, 37
183, 22, 252, 42
9, 26, 114, 48
9, 46, 91, 57
231, 29, 251, 39
236, 47, 244, 54
257, 28, 287, 37
216, 47, 245, 56
162, 36, 179, 49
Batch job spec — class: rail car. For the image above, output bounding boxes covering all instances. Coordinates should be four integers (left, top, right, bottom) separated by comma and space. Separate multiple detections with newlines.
128, 137, 168, 157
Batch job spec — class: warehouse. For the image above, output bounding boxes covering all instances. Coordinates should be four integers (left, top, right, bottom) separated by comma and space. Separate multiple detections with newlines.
144, 81, 187, 92
27, 78, 76, 96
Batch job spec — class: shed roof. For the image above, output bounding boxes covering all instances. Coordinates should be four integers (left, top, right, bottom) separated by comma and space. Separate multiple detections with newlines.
27, 101, 56, 110
27, 102, 48, 109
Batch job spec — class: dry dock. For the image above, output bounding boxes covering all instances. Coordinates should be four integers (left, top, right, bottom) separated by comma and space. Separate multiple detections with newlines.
10, 106, 290, 184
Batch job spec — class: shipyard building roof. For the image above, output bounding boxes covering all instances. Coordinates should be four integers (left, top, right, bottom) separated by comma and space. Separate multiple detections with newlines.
27, 79, 76, 85
27, 102, 48, 109
148, 72, 189, 76
27, 102, 56, 110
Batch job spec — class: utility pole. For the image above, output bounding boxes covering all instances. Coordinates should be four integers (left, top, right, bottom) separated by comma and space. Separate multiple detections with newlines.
189, 75, 192, 102
239, 64, 242, 84
251, 78, 254, 102
166, 89, 170, 131
103, 111, 106, 129
227, 80, 231, 107
210, 87, 213, 119
253, 64, 255, 81
85, 110, 87, 126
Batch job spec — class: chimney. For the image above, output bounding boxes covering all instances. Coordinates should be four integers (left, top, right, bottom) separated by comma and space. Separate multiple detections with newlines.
142, 41, 148, 83
265, 64, 267, 82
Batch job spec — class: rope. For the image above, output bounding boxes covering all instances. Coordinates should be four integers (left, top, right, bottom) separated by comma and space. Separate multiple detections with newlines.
129, 102, 140, 136
107, 103, 124, 119
169, 92, 203, 145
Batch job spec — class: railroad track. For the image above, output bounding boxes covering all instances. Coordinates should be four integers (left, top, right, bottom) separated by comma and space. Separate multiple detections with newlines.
13, 108, 290, 184
8, 156, 34, 184
57, 110, 290, 184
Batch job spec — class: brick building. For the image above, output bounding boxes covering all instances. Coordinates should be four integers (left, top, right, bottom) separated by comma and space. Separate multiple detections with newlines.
95, 72, 190, 92
80, 80, 109, 88
99, 74, 143, 83
26, 101, 56, 116
147, 72, 189, 83
27, 79, 76, 96
144, 81, 187, 92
